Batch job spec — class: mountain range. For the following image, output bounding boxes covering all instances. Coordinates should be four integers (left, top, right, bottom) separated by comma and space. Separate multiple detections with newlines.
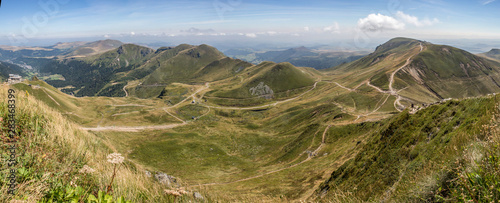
225, 46, 367, 69
2, 37, 500, 202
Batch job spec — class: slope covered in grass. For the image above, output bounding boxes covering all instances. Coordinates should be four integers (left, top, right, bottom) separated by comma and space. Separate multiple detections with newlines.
316, 95, 500, 202
0, 85, 212, 202
397, 44, 500, 100
207, 62, 315, 101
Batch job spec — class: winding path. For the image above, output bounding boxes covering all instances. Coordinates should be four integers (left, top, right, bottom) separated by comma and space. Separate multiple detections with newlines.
389, 43, 424, 111
200, 82, 318, 110
123, 84, 129, 97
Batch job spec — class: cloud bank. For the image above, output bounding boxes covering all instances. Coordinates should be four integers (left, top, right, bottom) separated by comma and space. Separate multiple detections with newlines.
358, 11, 438, 32
358, 13, 405, 32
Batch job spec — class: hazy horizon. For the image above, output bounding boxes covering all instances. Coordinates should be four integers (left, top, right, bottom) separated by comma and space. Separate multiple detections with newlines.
1, 0, 500, 52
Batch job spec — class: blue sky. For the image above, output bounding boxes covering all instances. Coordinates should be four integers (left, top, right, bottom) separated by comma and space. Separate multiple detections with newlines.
0, 0, 499, 51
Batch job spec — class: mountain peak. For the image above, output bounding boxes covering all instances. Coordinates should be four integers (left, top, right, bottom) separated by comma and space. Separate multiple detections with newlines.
487, 48, 500, 55
374, 37, 421, 53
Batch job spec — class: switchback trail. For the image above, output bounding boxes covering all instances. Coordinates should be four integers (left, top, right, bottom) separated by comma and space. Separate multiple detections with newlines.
389, 42, 424, 111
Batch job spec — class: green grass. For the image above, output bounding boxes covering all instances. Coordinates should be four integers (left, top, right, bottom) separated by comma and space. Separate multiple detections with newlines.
317, 96, 499, 202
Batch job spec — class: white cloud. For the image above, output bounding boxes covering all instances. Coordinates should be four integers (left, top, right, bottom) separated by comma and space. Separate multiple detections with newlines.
104, 34, 110, 38
181, 27, 216, 34
267, 31, 277, 36
304, 26, 310, 31
324, 22, 341, 34
396, 11, 439, 27
130, 32, 136, 36
358, 13, 405, 32
482, 0, 496, 5
245, 33, 257, 38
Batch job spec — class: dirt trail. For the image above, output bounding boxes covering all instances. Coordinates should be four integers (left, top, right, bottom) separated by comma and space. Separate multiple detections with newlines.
123, 84, 129, 97
388, 43, 424, 111
81, 124, 183, 132
162, 108, 186, 124
334, 82, 355, 92
42, 88, 61, 106
201, 82, 318, 110
82, 84, 209, 132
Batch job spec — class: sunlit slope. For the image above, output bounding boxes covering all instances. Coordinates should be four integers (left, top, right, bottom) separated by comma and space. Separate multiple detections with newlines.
130, 44, 253, 98
204, 62, 316, 106
396, 43, 500, 102
326, 38, 423, 90
316, 96, 499, 202
325, 37, 500, 105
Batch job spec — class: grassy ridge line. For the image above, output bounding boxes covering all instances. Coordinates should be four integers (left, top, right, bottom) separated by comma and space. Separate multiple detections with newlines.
0, 84, 184, 202
315, 95, 499, 202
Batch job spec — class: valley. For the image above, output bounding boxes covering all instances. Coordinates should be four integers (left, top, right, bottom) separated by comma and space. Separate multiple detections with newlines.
3, 37, 500, 202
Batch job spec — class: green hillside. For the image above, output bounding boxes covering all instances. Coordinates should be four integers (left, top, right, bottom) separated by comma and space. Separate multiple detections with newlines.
142, 44, 226, 84
205, 62, 316, 106
192, 57, 253, 81
324, 37, 500, 106
316, 96, 500, 202
397, 43, 500, 101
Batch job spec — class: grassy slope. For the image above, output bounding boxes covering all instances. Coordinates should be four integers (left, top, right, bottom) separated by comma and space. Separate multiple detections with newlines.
0, 84, 199, 202
397, 44, 500, 100
204, 62, 316, 107
323, 37, 422, 90
316, 96, 499, 202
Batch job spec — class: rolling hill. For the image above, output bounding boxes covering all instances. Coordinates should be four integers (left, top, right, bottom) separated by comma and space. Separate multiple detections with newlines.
326, 37, 500, 106
206, 62, 315, 100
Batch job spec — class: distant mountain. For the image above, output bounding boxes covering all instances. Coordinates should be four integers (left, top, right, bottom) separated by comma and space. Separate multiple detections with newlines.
64, 39, 123, 58
0, 39, 124, 71
329, 37, 500, 104
225, 46, 366, 70
479, 48, 500, 61
34, 43, 253, 98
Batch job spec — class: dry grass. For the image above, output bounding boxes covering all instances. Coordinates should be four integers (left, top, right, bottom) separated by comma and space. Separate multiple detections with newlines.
0, 84, 190, 202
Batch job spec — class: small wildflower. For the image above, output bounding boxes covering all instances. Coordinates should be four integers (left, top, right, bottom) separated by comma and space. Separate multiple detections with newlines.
164, 189, 181, 197
177, 189, 189, 195
107, 153, 124, 164
79, 165, 96, 174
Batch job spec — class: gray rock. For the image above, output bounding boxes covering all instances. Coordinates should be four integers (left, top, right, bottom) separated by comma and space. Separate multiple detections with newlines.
193, 192, 204, 200
145, 170, 152, 178
154, 172, 177, 187
249, 82, 274, 98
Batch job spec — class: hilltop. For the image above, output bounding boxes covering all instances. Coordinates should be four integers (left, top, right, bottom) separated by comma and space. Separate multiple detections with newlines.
326, 37, 500, 106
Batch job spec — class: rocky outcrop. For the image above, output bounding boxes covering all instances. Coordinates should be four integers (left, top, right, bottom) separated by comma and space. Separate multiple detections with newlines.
249, 82, 274, 99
